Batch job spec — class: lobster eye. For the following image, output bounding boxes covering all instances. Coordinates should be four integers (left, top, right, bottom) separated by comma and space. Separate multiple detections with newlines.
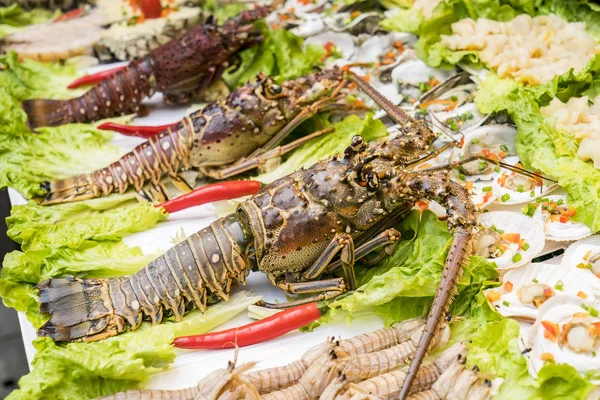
270, 84, 282, 94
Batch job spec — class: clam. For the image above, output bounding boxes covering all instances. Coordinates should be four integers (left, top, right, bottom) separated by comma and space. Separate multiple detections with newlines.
561, 235, 600, 294
528, 194, 593, 241
522, 295, 600, 379
450, 125, 517, 181
476, 211, 545, 270
484, 263, 594, 321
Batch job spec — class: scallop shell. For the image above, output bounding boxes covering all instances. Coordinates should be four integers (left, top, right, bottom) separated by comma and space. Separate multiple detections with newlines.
478, 211, 545, 270
289, 14, 325, 38
531, 194, 593, 242
430, 102, 488, 137
561, 235, 600, 294
522, 294, 600, 379
391, 58, 455, 87
492, 171, 558, 206
304, 32, 356, 67
484, 263, 595, 321
450, 125, 517, 182
323, 11, 384, 35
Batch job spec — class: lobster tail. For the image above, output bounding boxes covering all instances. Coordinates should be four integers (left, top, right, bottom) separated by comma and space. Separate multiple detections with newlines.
23, 60, 154, 128
40, 121, 193, 204
37, 214, 253, 342
38, 277, 126, 342
22, 99, 73, 130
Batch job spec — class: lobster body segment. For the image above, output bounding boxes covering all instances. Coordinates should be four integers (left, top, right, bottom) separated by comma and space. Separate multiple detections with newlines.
22, 6, 271, 129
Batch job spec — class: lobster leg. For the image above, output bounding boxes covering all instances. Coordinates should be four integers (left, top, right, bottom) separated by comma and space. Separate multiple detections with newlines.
202, 128, 335, 180
136, 173, 193, 203
302, 233, 357, 290
398, 178, 477, 400
326, 228, 401, 273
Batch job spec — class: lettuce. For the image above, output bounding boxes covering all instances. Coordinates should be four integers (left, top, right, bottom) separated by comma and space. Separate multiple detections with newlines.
6, 291, 261, 400
474, 58, 600, 231
223, 22, 325, 88
0, 5, 57, 38
0, 52, 86, 100
255, 113, 388, 183
201, 0, 248, 23
7, 194, 167, 251
328, 210, 498, 324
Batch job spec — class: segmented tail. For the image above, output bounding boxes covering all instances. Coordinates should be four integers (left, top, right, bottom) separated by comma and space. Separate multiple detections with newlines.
38, 215, 252, 342
40, 120, 193, 205
22, 99, 73, 130
23, 60, 154, 129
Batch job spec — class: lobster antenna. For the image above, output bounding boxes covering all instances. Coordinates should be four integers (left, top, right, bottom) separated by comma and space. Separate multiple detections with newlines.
427, 109, 463, 147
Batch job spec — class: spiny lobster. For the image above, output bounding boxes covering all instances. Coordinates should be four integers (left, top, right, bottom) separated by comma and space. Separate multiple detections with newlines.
39, 67, 352, 205
22, 6, 271, 129
36, 74, 548, 398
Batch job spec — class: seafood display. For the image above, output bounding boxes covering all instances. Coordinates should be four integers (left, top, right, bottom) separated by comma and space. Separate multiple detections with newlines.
22, 6, 270, 128
3, 0, 600, 399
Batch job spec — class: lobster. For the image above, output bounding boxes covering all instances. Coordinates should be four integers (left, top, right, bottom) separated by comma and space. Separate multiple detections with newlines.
38, 67, 352, 205
22, 6, 271, 129
36, 74, 549, 398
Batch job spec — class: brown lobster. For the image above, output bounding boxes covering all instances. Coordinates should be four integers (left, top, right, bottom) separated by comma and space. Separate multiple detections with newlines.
39, 67, 352, 205
36, 75, 548, 397
22, 6, 270, 129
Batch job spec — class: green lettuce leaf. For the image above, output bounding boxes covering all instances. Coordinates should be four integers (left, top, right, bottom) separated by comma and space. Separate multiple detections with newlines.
7, 194, 167, 251
201, 0, 248, 23
0, 5, 57, 38
6, 291, 260, 400
0, 121, 122, 197
255, 113, 388, 183
537, 0, 600, 41
474, 58, 600, 231
0, 52, 85, 100
223, 22, 325, 88
328, 210, 498, 324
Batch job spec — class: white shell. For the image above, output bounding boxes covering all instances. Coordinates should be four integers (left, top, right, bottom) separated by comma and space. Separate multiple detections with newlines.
531, 194, 593, 241
485, 263, 595, 321
356, 32, 416, 64
561, 235, 600, 294
290, 14, 325, 38
522, 295, 600, 379
450, 125, 517, 182
492, 167, 558, 205
431, 102, 487, 135
478, 211, 545, 270
391, 58, 454, 86
304, 32, 355, 67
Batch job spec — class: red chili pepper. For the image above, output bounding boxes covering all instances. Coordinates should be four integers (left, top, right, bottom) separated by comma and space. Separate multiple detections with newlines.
138, 0, 162, 19
173, 302, 321, 349
53, 7, 85, 23
159, 180, 262, 214
67, 65, 127, 89
96, 122, 176, 138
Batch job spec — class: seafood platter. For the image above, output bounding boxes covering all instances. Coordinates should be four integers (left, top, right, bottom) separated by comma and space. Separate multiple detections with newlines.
1, 0, 600, 399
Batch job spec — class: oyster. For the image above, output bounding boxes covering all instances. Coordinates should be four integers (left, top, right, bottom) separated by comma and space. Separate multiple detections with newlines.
304, 31, 356, 67
390, 58, 455, 106
484, 263, 594, 321
323, 11, 383, 35
522, 295, 600, 378
561, 235, 600, 294
476, 211, 545, 270
525, 194, 593, 241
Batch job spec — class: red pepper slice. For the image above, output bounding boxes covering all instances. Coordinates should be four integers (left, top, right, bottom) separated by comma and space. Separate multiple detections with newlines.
53, 7, 85, 23
159, 180, 262, 214
138, 0, 162, 19
67, 65, 127, 89
173, 302, 321, 349
97, 122, 176, 138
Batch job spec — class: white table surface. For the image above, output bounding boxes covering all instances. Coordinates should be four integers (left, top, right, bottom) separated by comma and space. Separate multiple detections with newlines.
8, 63, 568, 391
